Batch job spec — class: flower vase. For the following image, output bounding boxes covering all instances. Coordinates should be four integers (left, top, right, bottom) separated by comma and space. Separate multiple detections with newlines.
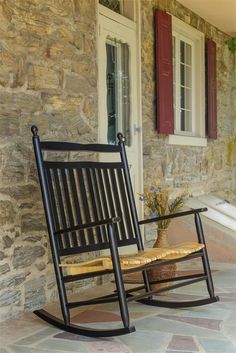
149, 229, 176, 292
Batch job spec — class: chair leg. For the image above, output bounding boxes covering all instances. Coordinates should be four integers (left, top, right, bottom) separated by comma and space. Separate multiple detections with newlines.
142, 269, 152, 294
107, 223, 132, 329
54, 265, 71, 325
194, 213, 216, 298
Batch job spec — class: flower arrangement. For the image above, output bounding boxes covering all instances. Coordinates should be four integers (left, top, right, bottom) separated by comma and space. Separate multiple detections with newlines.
140, 181, 188, 229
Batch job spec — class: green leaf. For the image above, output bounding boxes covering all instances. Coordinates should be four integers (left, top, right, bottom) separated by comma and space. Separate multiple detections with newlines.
225, 38, 236, 54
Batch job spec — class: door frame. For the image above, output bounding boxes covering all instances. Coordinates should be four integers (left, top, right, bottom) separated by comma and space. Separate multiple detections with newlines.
96, 0, 143, 219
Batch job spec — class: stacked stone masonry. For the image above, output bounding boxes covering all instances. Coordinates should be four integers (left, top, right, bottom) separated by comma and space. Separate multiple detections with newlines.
0, 0, 98, 320
0, 0, 235, 319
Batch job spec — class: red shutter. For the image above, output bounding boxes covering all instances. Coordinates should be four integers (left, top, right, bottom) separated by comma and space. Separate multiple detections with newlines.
206, 39, 217, 139
155, 9, 174, 134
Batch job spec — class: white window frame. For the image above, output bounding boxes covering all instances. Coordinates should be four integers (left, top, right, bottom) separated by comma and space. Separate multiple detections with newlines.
169, 16, 207, 147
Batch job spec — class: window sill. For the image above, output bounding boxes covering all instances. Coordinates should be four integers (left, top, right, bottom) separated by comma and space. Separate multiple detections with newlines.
168, 134, 207, 147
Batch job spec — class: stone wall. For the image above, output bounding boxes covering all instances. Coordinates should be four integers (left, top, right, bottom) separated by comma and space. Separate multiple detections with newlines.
141, 0, 236, 245
0, 0, 97, 320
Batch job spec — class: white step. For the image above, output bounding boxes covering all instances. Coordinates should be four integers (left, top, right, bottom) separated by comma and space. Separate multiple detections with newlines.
198, 195, 236, 220
186, 197, 236, 233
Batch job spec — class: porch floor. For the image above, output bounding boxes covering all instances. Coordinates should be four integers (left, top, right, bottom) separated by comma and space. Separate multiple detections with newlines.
0, 262, 236, 353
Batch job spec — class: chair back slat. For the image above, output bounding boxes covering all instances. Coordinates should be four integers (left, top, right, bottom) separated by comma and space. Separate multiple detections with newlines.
76, 168, 96, 245
67, 168, 87, 247
60, 169, 78, 248
55, 168, 73, 249
116, 168, 134, 240
90, 168, 108, 243
85, 168, 103, 243
96, 169, 110, 230
109, 169, 127, 241
45, 168, 64, 249
102, 168, 120, 239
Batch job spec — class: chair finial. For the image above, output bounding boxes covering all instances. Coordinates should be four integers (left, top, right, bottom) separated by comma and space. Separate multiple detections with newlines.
117, 133, 126, 143
31, 125, 38, 136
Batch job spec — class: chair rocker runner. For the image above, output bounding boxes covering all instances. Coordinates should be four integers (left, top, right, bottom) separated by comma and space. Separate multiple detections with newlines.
31, 126, 219, 337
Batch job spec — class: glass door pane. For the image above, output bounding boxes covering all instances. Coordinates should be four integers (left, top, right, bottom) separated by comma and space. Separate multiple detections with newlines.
106, 42, 117, 144
106, 39, 130, 145
99, 0, 121, 14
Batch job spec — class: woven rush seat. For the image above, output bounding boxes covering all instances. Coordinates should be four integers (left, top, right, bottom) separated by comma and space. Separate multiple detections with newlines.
60, 242, 204, 275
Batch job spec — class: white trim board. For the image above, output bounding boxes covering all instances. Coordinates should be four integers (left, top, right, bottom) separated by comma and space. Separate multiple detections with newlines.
168, 134, 207, 147
187, 196, 236, 232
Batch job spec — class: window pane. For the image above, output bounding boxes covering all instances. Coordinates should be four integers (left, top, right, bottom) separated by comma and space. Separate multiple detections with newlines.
180, 84, 192, 132
180, 109, 185, 131
180, 64, 192, 88
185, 66, 191, 87
180, 86, 185, 108
180, 40, 185, 63
99, 0, 121, 14
181, 41, 192, 65
180, 110, 192, 132
185, 88, 191, 110
185, 43, 192, 65
106, 43, 117, 144
120, 43, 130, 144
180, 63, 185, 86
106, 40, 130, 145
185, 111, 192, 131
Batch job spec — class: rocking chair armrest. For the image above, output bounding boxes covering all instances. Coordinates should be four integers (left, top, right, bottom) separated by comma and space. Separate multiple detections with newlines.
54, 217, 121, 235
138, 208, 208, 226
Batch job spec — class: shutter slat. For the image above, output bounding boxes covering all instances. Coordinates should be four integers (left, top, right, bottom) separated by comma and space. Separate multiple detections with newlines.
155, 9, 174, 134
206, 39, 217, 139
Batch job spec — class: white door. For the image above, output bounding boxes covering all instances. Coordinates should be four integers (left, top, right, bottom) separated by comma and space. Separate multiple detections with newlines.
98, 6, 143, 221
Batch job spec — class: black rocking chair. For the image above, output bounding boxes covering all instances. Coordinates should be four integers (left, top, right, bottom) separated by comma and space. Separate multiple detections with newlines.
31, 126, 219, 337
